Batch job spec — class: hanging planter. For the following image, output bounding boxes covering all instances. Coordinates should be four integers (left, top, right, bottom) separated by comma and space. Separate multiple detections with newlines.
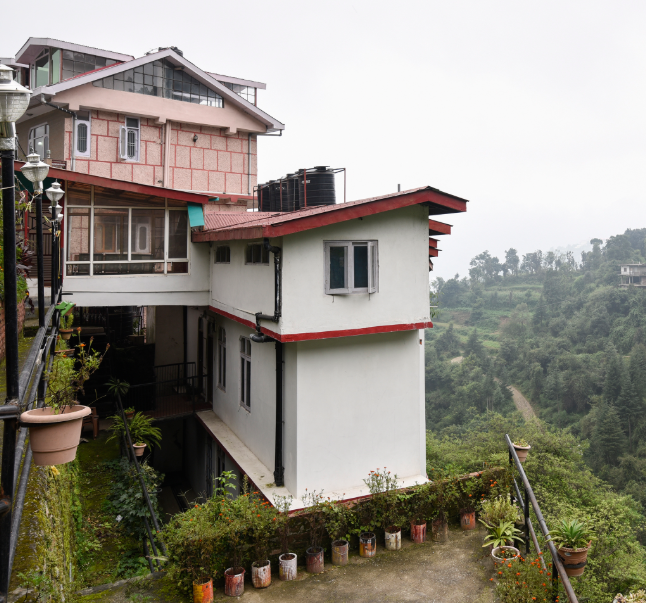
385, 526, 401, 551
557, 543, 591, 577
21, 405, 91, 466
224, 567, 245, 597
548, 518, 594, 578
133, 443, 147, 457
460, 509, 476, 530
279, 553, 297, 581
513, 440, 531, 463
192, 579, 213, 603
306, 546, 324, 574
410, 521, 427, 544
359, 531, 376, 557
59, 328, 73, 341
491, 545, 520, 563
331, 539, 349, 565
251, 560, 271, 588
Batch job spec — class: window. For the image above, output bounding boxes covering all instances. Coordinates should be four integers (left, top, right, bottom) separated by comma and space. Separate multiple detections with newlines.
62, 49, 116, 82
75, 111, 91, 157
119, 117, 140, 161
240, 337, 251, 410
65, 183, 189, 276
245, 243, 269, 265
92, 58, 224, 107
217, 327, 226, 390
34, 49, 49, 88
28, 124, 49, 160
215, 246, 230, 264
220, 82, 256, 105
324, 241, 378, 294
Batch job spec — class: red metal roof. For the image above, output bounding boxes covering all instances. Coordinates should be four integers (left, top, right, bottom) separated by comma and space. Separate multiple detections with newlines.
194, 186, 467, 242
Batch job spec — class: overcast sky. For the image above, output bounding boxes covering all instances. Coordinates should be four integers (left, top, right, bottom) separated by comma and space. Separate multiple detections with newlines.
6, 1, 646, 281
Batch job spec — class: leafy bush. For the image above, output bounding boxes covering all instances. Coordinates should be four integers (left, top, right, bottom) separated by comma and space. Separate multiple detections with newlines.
495, 554, 554, 603
108, 412, 162, 449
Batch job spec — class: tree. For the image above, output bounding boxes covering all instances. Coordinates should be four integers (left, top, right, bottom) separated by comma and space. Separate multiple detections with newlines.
504, 248, 519, 276
591, 400, 625, 468
616, 373, 645, 447
436, 323, 460, 357
604, 353, 623, 404
629, 344, 646, 400
464, 329, 484, 359
590, 238, 603, 270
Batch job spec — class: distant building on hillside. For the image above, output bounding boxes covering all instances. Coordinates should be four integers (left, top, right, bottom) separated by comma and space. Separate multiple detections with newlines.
620, 264, 646, 287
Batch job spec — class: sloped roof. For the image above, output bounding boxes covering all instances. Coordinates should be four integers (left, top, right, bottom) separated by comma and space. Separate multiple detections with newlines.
194, 186, 467, 242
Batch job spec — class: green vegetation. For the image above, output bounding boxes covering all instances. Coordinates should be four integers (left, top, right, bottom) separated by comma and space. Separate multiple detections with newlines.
108, 412, 162, 450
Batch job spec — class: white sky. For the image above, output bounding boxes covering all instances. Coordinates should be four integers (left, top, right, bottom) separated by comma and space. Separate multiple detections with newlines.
6, 0, 646, 281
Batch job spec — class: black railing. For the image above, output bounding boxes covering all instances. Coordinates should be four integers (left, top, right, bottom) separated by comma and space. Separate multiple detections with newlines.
506, 434, 579, 603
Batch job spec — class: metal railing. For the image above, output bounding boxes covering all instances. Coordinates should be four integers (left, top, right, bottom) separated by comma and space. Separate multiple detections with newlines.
506, 434, 579, 603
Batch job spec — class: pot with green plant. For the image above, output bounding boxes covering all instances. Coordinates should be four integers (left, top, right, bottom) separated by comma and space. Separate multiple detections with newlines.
274, 494, 297, 580
458, 476, 479, 530
364, 468, 403, 550
58, 309, 74, 340
512, 438, 531, 463
300, 489, 326, 573
428, 468, 458, 543
250, 501, 275, 588
482, 520, 524, 561
547, 518, 594, 577
108, 411, 162, 457
21, 338, 107, 465
323, 497, 353, 565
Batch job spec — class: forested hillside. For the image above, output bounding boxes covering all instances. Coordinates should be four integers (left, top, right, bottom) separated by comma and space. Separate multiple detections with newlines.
424, 228, 646, 599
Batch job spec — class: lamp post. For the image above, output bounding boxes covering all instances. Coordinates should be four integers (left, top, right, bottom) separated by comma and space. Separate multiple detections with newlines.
0, 64, 31, 601
47, 185, 64, 305
21, 153, 50, 327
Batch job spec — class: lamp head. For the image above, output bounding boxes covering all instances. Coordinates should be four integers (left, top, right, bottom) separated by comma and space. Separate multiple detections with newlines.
0, 65, 31, 149
45, 181, 65, 204
20, 151, 50, 194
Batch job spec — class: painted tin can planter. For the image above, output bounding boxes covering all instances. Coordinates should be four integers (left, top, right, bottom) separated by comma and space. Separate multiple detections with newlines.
251, 560, 271, 588
331, 539, 349, 565
306, 546, 324, 574
410, 521, 427, 544
279, 553, 297, 581
431, 518, 449, 542
557, 543, 591, 577
460, 510, 476, 530
192, 579, 213, 603
224, 567, 245, 597
385, 527, 401, 551
359, 532, 376, 557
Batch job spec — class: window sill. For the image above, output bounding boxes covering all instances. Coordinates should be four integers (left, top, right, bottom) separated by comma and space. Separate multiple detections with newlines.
239, 404, 251, 414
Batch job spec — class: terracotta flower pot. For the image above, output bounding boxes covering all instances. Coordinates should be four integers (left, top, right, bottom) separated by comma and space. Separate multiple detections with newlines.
21, 405, 91, 466
279, 553, 297, 581
513, 444, 531, 463
331, 539, 349, 565
431, 518, 449, 542
125, 411, 135, 419
359, 532, 376, 557
224, 567, 245, 597
133, 443, 146, 457
410, 521, 427, 544
251, 560, 271, 588
557, 542, 591, 577
491, 545, 520, 563
385, 526, 401, 550
460, 509, 476, 530
59, 328, 73, 340
192, 579, 213, 603
306, 546, 324, 574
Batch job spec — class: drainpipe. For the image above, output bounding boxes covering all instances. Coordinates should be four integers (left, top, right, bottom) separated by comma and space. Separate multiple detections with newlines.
249, 238, 284, 486
247, 132, 251, 195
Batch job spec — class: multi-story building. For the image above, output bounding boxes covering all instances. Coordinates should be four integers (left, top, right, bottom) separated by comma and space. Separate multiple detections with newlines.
620, 264, 646, 287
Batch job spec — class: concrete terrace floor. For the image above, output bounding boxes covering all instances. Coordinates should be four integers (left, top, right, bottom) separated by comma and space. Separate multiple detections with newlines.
77, 526, 497, 603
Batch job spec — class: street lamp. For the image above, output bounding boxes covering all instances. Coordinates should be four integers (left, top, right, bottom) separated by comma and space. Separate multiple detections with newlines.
20, 152, 50, 195
0, 64, 30, 150
45, 180, 65, 307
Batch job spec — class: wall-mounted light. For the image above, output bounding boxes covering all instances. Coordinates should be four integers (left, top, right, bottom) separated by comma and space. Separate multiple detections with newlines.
193, 134, 198, 143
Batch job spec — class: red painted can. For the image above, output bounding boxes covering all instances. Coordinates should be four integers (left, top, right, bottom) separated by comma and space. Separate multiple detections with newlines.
306, 546, 325, 574
224, 567, 245, 597
410, 521, 427, 544
460, 510, 476, 530
331, 539, 349, 565
192, 579, 213, 603
251, 560, 271, 588
359, 532, 376, 557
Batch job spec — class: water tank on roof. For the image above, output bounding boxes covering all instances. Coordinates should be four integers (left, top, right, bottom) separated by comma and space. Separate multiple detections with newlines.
257, 182, 271, 212
283, 174, 299, 212
298, 166, 336, 208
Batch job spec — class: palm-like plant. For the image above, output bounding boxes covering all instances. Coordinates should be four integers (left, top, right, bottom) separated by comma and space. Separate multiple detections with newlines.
108, 411, 162, 449
107, 378, 130, 398
482, 520, 525, 549
547, 518, 594, 550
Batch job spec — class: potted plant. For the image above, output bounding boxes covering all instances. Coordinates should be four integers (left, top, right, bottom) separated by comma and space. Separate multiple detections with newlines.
482, 520, 524, 562
58, 310, 74, 340
364, 468, 403, 550
479, 494, 520, 530
428, 468, 458, 543
457, 476, 478, 531
323, 497, 353, 566
512, 438, 531, 463
547, 518, 594, 577
299, 489, 326, 573
406, 480, 432, 544
20, 338, 107, 466
108, 411, 162, 457
274, 494, 296, 580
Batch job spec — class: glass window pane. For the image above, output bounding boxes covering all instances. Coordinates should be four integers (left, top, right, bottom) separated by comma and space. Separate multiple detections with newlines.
168, 211, 188, 258
95, 56, 106, 67
66, 264, 90, 276
93, 208, 128, 260
252, 244, 261, 264
73, 52, 84, 62
131, 209, 165, 260
77, 123, 88, 153
35, 53, 49, 88
354, 245, 368, 288
245, 245, 252, 263
63, 50, 74, 61
143, 62, 154, 75
67, 208, 90, 261
113, 79, 124, 91
93, 262, 164, 275
330, 246, 346, 290
166, 262, 188, 274
63, 69, 74, 81
246, 360, 251, 407
51, 49, 61, 85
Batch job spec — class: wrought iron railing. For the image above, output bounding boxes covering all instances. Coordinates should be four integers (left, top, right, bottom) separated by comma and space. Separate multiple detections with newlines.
506, 434, 579, 603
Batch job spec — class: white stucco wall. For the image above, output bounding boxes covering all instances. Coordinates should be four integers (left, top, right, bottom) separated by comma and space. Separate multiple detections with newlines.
61, 240, 210, 307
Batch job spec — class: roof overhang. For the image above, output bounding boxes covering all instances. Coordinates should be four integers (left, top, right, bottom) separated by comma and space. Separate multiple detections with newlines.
194, 186, 467, 243
208, 72, 266, 90
14, 161, 211, 204
15, 38, 133, 67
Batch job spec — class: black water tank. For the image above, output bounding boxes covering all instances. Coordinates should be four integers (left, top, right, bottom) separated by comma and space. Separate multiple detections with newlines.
257, 183, 271, 212
298, 166, 336, 208
283, 174, 299, 212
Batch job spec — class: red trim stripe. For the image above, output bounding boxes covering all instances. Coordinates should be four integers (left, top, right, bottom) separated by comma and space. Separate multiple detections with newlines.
208, 305, 432, 341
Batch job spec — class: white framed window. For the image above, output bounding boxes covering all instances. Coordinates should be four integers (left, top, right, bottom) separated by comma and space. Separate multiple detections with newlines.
75, 111, 91, 158
218, 327, 226, 390
215, 246, 230, 264
245, 243, 269, 265
324, 241, 378, 295
119, 117, 140, 161
28, 124, 49, 160
240, 337, 251, 410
